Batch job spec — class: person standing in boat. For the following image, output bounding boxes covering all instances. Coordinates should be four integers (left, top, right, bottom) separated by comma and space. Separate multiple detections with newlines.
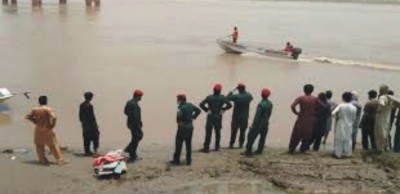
231, 26, 239, 43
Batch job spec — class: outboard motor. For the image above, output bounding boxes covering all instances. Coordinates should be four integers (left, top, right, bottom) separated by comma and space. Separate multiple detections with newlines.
291, 48, 302, 60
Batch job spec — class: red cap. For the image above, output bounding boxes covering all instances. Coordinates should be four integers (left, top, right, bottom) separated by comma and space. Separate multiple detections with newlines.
237, 82, 246, 89
177, 94, 186, 100
213, 83, 222, 91
134, 89, 144, 96
261, 88, 271, 98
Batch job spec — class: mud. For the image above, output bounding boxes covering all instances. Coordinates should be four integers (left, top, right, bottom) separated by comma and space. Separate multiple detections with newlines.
1, 146, 399, 194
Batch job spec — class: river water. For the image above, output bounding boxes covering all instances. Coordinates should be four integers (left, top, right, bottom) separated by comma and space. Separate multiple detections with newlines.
1, 0, 400, 150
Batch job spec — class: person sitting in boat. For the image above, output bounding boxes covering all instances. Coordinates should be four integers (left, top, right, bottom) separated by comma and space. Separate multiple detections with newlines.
231, 27, 239, 43
283, 42, 294, 53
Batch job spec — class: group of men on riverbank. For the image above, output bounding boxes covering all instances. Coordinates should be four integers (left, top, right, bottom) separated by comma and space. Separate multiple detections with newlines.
25, 83, 400, 166
111, 83, 273, 165
289, 84, 400, 158
25, 83, 273, 165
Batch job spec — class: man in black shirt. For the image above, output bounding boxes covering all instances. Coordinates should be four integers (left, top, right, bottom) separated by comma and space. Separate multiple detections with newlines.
79, 92, 99, 156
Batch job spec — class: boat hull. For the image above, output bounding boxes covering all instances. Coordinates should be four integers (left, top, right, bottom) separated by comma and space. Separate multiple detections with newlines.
0, 88, 13, 103
253, 48, 293, 60
217, 39, 246, 54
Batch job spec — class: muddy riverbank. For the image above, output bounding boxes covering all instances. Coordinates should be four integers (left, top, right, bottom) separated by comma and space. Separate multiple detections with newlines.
1, 146, 399, 193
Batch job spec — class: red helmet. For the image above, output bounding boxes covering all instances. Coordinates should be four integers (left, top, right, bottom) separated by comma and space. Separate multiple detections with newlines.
213, 83, 222, 92
237, 82, 246, 89
261, 88, 271, 98
177, 94, 186, 101
134, 89, 144, 96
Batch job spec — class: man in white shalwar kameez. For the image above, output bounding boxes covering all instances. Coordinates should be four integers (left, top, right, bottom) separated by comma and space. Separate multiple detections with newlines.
375, 85, 400, 152
332, 92, 357, 158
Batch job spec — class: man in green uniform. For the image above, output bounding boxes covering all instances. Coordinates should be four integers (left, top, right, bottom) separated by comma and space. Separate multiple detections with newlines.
227, 83, 253, 149
200, 83, 232, 152
170, 94, 201, 166
124, 89, 144, 162
243, 88, 273, 156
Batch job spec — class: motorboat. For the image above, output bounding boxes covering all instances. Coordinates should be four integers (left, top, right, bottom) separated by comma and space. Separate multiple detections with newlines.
0, 88, 30, 102
217, 38, 302, 60
0, 88, 13, 103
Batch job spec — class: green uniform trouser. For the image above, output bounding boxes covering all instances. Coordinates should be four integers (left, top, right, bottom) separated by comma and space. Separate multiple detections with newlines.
173, 127, 193, 164
246, 126, 268, 153
230, 117, 248, 147
203, 114, 222, 150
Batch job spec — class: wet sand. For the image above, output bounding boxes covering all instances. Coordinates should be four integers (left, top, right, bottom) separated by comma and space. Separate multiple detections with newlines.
1, 145, 400, 194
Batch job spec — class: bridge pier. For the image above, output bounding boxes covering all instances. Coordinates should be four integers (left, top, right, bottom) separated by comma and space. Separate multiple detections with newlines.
85, 0, 100, 7
32, 0, 41, 6
2, 0, 17, 5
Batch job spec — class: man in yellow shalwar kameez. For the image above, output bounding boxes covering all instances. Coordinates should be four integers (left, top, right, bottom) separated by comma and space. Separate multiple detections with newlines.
26, 96, 68, 165
375, 85, 400, 152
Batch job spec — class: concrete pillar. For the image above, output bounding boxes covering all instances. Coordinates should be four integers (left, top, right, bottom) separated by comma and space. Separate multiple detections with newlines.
59, 0, 66, 4
32, 0, 41, 6
85, 0, 92, 6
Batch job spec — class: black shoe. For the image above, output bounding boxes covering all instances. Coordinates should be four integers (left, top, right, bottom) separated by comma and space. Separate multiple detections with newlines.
169, 160, 180, 165
84, 152, 93, 156
128, 155, 142, 163
186, 161, 192, 166
200, 148, 210, 153
123, 146, 130, 153
229, 145, 234, 149
253, 150, 263, 155
241, 151, 253, 157
239, 145, 243, 149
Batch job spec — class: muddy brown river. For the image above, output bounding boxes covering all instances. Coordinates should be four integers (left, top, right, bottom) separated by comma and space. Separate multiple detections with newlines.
1, 0, 400, 151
